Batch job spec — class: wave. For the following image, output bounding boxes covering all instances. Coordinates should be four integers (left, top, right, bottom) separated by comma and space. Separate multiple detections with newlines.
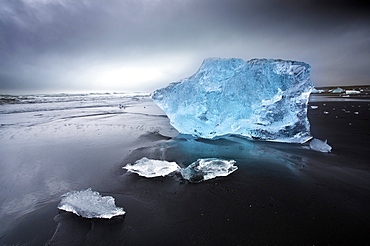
0, 92, 150, 114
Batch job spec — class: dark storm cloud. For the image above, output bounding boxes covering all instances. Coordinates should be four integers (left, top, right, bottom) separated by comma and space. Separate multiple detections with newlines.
1, 0, 369, 93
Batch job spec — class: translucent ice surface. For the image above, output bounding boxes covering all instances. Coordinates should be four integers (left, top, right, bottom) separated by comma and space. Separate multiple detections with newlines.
152, 58, 313, 143
123, 157, 180, 177
181, 158, 238, 183
58, 188, 125, 219
331, 87, 344, 93
309, 138, 332, 153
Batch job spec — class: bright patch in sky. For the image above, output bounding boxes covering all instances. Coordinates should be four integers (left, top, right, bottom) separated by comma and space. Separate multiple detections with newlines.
96, 65, 165, 89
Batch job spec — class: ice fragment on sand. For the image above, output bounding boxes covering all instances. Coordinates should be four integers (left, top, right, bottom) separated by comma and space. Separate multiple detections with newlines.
309, 138, 332, 153
123, 157, 180, 178
311, 88, 325, 93
58, 188, 125, 219
181, 158, 238, 183
331, 87, 344, 93
310, 105, 319, 109
345, 90, 360, 94
152, 58, 313, 143
123, 157, 237, 182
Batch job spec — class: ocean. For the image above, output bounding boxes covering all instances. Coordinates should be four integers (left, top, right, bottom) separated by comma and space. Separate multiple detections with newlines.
0, 89, 369, 245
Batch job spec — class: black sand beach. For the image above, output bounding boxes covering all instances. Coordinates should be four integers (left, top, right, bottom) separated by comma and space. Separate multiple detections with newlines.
0, 93, 369, 245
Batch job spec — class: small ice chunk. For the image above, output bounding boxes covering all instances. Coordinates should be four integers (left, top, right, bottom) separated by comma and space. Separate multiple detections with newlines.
181, 158, 238, 183
323, 111, 329, 114
309, 138, 332, 153
331, 87, 344, 93
311, 88, 325, 93
345, 90, 360, 94
310, 105, 319, 109
58, 188, 125, 219
123, 157, 180, 178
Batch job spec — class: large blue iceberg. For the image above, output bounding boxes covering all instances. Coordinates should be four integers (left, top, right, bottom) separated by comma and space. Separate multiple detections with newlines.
152, 58, 314, 143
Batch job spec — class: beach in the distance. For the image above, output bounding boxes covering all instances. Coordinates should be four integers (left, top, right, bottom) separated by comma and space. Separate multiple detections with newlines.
0, 90, 369, 245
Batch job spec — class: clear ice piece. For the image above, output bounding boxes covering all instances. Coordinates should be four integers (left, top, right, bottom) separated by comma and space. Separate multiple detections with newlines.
309, 138, 332, 153
152, 58, 313, 143
331, 87, 344, 93
181, 158, 238, 183
311, 88, 325, 93
58, 188, 125, 219
345, 90, 360, 94
123, 157, 180, 178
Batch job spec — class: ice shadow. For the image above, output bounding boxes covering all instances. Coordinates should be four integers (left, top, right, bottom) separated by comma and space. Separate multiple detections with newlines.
46, 211, 125, 246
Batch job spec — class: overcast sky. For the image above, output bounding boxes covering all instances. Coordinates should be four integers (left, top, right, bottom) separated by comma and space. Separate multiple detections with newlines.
1, 0, 369, 94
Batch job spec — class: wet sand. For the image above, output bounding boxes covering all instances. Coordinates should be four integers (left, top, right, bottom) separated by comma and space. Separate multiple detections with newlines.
0, 96, 369, 245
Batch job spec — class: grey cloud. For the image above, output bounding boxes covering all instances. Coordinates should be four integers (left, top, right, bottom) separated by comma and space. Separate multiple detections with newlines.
1, 0, 369, 93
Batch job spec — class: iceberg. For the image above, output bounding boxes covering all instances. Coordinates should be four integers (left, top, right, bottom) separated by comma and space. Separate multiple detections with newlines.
58, 188, 125, 219
309, 138, 332, 153
123, 157, 180, 178
181, 158, 238, 183
152, 58, 313, 143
